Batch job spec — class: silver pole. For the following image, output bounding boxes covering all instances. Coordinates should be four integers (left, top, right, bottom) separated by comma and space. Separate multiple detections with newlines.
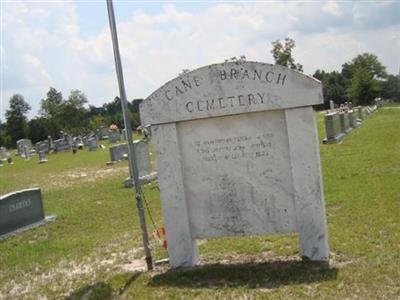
106, 0, 153, 271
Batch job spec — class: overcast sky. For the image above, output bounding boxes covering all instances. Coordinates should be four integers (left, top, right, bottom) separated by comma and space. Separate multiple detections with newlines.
1, 0, 400, 119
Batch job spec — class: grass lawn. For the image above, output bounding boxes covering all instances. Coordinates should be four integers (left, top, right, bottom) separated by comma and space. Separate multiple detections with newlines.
0, 106, 399, 299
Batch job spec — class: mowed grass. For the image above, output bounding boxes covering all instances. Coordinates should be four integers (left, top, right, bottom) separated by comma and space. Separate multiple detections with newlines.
0, 107, 399, 299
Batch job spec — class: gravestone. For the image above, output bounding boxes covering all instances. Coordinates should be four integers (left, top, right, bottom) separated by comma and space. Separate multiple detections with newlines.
16, 139, 32, 157
48, 136, 54, 151
0, 147, 10, 161
323, 112, 345, 144
72, 137, 84, 149
88, 137, 98, 151
98, 127, 109, 140
356, 106, 364, 120
0, 159, 3, 167
23, 146, 30, 160
35, 141, 50, 154
0, 188, 56, 239
108, 130, 121, 143
339, 112, 351, 134
329, 100, 335, 111
348, 110, 357, 128
140, 61, 329, 268
123, 140, 157, 187
54, 139, 70, 152
108, 143, 128, 163
38, 151, 48, 163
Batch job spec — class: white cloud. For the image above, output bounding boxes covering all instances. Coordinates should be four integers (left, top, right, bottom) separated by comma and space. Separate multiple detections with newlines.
1, 1, 399, 120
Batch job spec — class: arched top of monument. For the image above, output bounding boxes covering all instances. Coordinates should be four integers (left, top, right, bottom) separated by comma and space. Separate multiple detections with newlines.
140, 61, 323, 125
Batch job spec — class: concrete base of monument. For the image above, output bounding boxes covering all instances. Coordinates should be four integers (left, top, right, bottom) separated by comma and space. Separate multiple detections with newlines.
323, 132, 346, 144
0, 215, 56, 240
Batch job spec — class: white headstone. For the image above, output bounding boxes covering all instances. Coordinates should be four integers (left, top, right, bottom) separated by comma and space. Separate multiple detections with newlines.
329, 100, 335, 110
140, 61, 329, 268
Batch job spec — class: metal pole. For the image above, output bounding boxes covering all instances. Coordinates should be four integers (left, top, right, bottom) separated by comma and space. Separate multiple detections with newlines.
106, 0, 153, 271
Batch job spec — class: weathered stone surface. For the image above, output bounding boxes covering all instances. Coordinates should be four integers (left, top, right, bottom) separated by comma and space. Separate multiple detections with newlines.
0, 188, 55, 238
141, 61, 329, 268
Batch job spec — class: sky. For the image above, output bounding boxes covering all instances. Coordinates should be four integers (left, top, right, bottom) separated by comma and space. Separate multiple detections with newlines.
1, 0, 400, 119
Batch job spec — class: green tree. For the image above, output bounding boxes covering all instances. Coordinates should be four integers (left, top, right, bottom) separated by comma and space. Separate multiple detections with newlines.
27, 117, 52, 143
40, 87, 64, 138
63, 90, 89, 134
313, 70, 347, 106
342, 53, 387, 81
271, 38, 303, 72
382, 74, 400, 102
88, 115, 107, 131
5, 94, 31, 145
0, 119, 11, 147
347, 66, 379, 105
342, 53, 387, 105
40, 87, 63, 118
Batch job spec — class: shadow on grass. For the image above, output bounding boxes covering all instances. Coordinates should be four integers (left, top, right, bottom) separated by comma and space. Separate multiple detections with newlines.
65, 272, 141, 300
149, 260, 338, 289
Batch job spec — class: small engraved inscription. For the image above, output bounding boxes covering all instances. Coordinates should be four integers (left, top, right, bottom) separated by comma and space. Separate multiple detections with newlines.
9, 199, 32, 213
194, 133, 274, 162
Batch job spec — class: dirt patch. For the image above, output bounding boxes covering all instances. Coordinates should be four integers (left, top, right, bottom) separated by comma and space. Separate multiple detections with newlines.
46, 166, 129, 190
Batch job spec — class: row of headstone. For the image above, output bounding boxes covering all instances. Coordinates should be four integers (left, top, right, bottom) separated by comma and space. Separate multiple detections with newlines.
0, 188, 56, 239
323, 101, 379, 144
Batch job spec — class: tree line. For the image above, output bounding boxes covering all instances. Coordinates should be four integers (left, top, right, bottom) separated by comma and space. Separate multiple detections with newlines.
271, 38, 400, 108
0, 88, 141, 148
1, 38, 399, 148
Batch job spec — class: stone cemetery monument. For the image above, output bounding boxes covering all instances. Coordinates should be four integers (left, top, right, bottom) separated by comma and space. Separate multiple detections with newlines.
323, 112, 345, 144
54, 138, 71, 152
16, 139, 32, 157
97, 126, 110, 140
88, 137, 98, 151
23, 145, 31, 160
0, 146, 10, 161
140, 61, 329, 268
108, 130, 121, 143
38, 151, 48, 164
73, 137, 84, 149
0, 188, 56, 239
35, 141, 50, 154
123, 140, 157, 187
329, 100, 335, 111
108, 143, 129, 164
48, 136, 54, 151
